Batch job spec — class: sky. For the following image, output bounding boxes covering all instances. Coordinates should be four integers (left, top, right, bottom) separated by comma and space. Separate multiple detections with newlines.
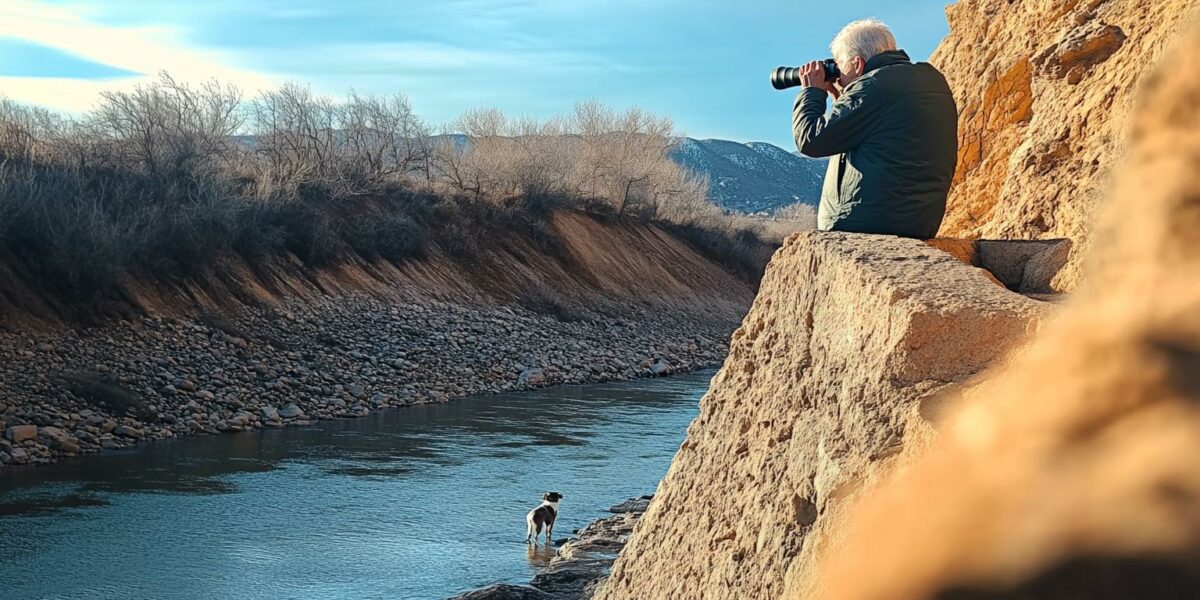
0, 0, 953, 149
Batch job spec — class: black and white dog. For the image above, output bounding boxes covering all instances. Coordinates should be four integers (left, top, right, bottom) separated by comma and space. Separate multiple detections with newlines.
525, 492, 564, 543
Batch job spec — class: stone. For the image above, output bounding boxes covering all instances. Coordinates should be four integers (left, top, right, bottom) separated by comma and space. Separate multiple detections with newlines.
608, 495, 654, 514
976, 239, 1070, 291
447, 583, 550, 600
816, 26, 1200, 599
6, 424, 37, 444
530, 566, 602, 597
113, 425, 144, 439
37, 426, 80, 453
347, 384, 365, 399
933, 0, 1198, 291
279, 404, 305, 419
518, 369, 546, 386
649, 360, 671, 376
594, 232, 1049, 600
261, 406, 280, 421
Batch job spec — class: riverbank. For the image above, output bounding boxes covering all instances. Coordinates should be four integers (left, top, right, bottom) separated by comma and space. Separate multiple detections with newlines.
0, 294, 733, 469
453, 496, 654, 600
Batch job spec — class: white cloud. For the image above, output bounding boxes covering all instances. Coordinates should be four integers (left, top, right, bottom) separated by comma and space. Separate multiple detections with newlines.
0, 0, 275, 113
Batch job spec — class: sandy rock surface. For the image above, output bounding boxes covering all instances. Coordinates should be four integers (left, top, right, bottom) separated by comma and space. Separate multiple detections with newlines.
933, 0, 1200, 290
813, 18, 1200, 599
594, 232, 1050, 600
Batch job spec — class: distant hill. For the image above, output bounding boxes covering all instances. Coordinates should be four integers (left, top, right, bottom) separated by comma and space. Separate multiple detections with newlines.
669, 139, 826, 214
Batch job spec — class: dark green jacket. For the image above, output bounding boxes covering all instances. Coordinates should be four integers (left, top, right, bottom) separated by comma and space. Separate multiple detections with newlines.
793, 50, 957, 239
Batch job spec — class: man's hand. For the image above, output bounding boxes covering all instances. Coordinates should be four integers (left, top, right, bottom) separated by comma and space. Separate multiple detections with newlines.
798, 60, 826, 89
799, 60, 841, 99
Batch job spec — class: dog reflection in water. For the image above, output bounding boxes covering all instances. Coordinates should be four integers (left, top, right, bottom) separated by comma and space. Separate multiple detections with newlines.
525, 492, 564, 544
526, 541, 556, 567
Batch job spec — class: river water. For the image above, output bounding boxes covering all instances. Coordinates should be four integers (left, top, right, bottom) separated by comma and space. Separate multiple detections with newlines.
0, 371, 712, 600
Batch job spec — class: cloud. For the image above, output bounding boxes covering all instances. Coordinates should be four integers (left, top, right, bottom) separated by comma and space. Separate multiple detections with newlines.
0, 0, 275, 112
0, 38, 140, 79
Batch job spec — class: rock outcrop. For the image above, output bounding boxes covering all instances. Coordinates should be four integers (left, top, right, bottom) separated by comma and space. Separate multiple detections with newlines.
594, 233, 1053, 599
598, 8, 1200, 600
933, 0, 1200, 290
812, 19, 1200, 600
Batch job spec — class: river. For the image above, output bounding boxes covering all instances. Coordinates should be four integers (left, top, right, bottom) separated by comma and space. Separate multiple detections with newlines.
0, 371, 712, 600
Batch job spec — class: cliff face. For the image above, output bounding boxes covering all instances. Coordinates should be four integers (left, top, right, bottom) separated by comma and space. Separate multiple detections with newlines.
594, 233, 1051, 599
597, 6, 1200, 600
816, 20, 1200, 599
933, 0, 1199, 290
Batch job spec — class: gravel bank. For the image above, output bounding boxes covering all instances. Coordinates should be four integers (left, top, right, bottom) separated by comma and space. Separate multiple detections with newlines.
0, 294, 734, 469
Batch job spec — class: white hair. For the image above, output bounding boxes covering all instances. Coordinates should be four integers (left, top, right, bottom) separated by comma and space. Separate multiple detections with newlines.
830, 18, 898, 64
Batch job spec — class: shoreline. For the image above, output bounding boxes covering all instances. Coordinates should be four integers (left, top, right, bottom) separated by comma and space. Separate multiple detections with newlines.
0, 294, 734, 470
451, 496, 654, 600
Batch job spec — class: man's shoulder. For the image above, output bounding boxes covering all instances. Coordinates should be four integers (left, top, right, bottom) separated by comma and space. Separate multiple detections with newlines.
868, 61, 952, 95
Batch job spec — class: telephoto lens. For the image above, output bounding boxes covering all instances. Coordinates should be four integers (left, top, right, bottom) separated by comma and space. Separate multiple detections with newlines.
770, 59, 841, 90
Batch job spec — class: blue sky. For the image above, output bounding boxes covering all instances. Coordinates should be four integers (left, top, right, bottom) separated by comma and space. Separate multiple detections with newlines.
0, 0, 953, 149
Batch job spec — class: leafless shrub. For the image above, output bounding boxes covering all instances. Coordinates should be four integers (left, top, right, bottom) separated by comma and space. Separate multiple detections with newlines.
0, 74, 772, 312
90, 72, 243, 194
432, 101, 708, 221
760, 202, 819, 241
250, 83, 431, 198
250, 82, 341, 197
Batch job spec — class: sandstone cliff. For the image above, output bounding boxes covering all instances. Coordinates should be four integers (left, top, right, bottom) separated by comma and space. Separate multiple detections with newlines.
814, 19, 1200, 600
933, 0, 1199, 290
594, 233, 1054, 599
596, 5, 1200, 600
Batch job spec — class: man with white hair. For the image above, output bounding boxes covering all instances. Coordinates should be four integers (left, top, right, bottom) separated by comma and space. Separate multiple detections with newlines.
793, 19, 957, 239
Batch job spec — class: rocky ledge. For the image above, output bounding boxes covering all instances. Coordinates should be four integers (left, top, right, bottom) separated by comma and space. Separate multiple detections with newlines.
0, 293, 735, 469
451, 496, 653, 600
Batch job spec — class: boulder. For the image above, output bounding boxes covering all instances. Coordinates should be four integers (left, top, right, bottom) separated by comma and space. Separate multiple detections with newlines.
595, 232, 1049, 600
815, 22, 1200, 600
608, 496, 653, 514
447, 583, 550, 600
933, 0, 1200, 290
113, 425, 144, 439
37, 426, 80, 453
6, 424, 37, 444
279, 404, 305, 419
530, 566, 602, 597
518, 369, 546, 386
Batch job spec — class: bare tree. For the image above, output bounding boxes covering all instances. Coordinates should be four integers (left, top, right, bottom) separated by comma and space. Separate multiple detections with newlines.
90, 72, 243, 189
250, 82, 339, 197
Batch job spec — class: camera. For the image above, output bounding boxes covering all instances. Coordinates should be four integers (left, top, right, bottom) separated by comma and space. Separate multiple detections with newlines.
770, 59, 840, 90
